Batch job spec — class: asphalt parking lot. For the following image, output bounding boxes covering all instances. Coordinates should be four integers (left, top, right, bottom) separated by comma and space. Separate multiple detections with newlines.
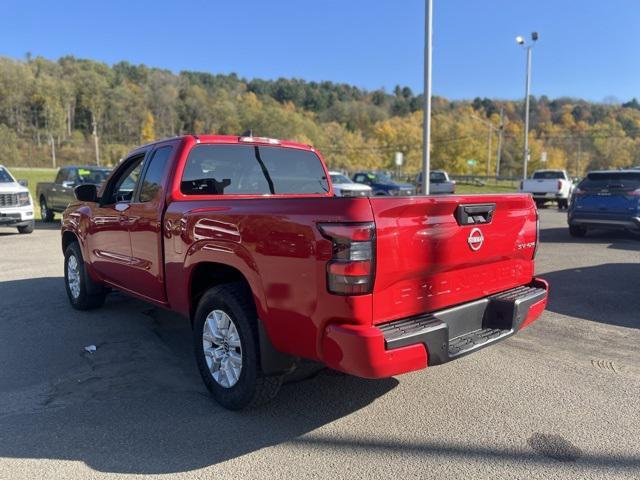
0, 208, 639, 479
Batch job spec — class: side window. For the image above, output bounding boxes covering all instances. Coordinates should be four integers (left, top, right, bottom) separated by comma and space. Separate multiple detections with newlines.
354, 174, 365, 183
55, 169, 67, 184
102, 156, 145, 205
67, 169, 79, 185
138, 146, 173, 203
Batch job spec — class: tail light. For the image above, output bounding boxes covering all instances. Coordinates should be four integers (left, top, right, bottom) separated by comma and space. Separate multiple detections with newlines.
627, 189, 640, 197
557, 180, 562, 191
533, 209, 540, 260
318, 222, 375, 295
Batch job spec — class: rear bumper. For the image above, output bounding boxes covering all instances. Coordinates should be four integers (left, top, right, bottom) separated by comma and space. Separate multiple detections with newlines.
569, 212, 640, 230
321, 278, 548, 378
531, 193, 564, 200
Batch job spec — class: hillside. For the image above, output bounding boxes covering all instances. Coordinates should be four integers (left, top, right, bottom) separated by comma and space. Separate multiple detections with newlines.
1, 55, 639, 175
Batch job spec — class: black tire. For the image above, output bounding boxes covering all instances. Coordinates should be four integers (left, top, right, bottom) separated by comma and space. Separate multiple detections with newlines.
64, 242, 106, 310
558, 199, 569, 210
193, 283, 282, 410
17, 221, 34, 234
535, 200, 545, 209
40, 196, 54, 222
569, 225, 587, 238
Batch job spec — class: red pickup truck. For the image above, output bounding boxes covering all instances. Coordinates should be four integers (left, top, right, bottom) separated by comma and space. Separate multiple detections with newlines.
62, 135, 548, 410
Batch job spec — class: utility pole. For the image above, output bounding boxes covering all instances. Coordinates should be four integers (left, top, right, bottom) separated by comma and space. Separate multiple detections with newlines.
486, 123, 493, 177
523, 46, 531, 179
421, 0, 433, 195
92, 112, 100, 166
496, 106, 504, 177
470, 114, 494, 178
576, 138, 582, 177
516, 32, 538, 180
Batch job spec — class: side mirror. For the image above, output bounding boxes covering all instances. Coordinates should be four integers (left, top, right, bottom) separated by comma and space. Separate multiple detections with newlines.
75, 184, 97, 202
62, 180, 76, 188
18, 179, 28, 187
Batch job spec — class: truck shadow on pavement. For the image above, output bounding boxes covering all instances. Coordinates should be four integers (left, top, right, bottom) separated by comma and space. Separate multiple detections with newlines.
542, 263, 639, 329
1, 277, 639, 473
0, 276, 400, 474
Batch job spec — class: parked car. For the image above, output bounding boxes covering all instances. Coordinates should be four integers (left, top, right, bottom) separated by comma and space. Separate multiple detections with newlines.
568, 169, 640, 237
352, 171, 415, 195
520, 169, 574, 209
37, 166, 111, 221
61, 134, 548, 410
328, 171, 371, 197
0, 165, 34, 234
415, 170, 456, 194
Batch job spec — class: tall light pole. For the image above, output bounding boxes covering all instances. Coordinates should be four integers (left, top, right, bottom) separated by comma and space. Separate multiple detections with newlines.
470, 114, 494, 177
516, 32, 538, 180
421, 0, 433, 194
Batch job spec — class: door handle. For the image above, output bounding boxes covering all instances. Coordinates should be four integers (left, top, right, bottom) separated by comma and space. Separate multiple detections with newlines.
455, 203, 496, 225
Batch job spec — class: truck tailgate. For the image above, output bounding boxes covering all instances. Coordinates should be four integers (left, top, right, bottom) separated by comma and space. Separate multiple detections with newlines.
369, 194, 537, 324
523, 179, 558, 194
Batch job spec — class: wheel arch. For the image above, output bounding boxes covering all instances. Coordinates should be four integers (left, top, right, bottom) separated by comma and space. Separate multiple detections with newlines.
62, 230, 78, 254
188, 261, 295, 375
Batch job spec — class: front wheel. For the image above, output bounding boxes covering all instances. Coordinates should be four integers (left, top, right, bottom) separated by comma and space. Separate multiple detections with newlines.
569, 225, 587, 238
17, 221, 34, 234
194, 283, 282, 410
64, 242, 106, 310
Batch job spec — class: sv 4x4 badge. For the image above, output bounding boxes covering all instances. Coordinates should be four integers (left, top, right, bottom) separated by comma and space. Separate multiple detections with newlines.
468, 228, 484, 251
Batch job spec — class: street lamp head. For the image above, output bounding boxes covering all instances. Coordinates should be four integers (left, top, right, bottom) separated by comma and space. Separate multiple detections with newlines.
516, 35, 525, 45
531, 31, 539, 42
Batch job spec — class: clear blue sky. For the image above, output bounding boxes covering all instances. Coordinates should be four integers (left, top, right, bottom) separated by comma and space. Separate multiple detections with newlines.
2, 0, 638, 101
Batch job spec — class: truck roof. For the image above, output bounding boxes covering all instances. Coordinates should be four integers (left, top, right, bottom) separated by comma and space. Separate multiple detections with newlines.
142, 134, 315, 152
588, 169, 640, 174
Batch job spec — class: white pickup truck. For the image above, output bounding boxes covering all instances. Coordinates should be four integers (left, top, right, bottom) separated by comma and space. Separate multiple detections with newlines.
0, 165, 35, 233
520, 169, 573, 209
415, 170, 456, 194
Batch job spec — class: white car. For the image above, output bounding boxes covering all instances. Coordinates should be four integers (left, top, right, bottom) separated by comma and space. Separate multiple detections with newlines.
329, 171, 372, 197
0, 165, 35, 234
520, 169, 574, 209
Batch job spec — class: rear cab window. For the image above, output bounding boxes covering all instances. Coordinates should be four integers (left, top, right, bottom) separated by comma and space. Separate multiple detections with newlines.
532, 171, 565, 179
430, 172, 447, 183
181, 144, 329, 195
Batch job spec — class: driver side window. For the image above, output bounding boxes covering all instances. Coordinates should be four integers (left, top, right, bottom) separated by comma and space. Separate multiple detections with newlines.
102, 155, 144, 205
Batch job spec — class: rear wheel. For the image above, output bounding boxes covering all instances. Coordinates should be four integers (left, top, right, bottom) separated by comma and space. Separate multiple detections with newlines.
40, 197, 54, 222
194, 283, 282, 410
558, 198, 569, 210
569, 225, 587, 238
535, 200, 545, 209
64, 242, 106, 310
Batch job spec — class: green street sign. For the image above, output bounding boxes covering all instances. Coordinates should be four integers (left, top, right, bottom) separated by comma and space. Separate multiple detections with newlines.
467, 159, 477, 166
